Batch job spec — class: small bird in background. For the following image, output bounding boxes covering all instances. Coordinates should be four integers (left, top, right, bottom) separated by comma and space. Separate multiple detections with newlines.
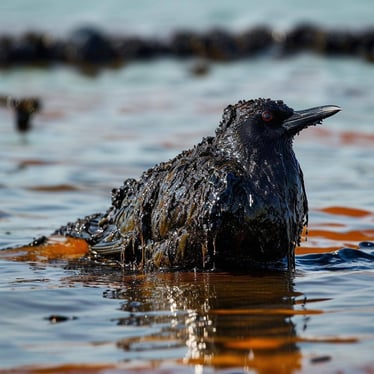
52, 98, 340, 271
0, 95, 41, 133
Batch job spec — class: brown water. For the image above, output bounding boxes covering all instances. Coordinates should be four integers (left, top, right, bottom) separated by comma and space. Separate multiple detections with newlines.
1, 52, 374, 373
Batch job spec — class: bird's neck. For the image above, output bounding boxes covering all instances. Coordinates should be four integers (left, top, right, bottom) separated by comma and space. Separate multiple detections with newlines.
222, 133, 294, 168
220, 134, 299, 191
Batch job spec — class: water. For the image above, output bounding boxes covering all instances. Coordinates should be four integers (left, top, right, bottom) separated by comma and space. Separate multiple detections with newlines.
1, 1, 374, 372
0, 0, 373, 35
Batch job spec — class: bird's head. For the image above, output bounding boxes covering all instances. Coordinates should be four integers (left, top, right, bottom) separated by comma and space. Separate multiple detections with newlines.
216, 98, 340, 153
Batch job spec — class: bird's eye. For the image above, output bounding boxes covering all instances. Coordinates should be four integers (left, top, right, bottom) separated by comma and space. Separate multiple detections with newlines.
262, 111, 273, 122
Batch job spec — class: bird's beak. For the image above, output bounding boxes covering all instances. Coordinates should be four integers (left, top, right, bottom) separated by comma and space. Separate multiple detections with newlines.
283, 105, 341, 133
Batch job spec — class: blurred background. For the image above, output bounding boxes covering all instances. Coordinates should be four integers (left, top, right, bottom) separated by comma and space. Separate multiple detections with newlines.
0, 0, 373, 247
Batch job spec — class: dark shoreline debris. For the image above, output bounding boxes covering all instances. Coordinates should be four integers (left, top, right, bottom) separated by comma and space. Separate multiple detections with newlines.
0, 23, 373, 72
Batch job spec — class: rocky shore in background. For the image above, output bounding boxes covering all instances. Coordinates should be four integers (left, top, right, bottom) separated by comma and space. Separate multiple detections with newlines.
0, 23, 373, 71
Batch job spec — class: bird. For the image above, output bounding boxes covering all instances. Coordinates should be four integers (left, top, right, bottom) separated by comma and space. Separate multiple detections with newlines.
55, 98, 340, 271
0, 95, 41, 133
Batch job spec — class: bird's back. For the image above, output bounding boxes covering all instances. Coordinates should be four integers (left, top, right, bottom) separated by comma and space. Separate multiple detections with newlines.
91, 135, 251, 270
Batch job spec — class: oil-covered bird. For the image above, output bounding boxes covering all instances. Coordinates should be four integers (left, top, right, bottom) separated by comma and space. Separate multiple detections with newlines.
55, 98, 340, 271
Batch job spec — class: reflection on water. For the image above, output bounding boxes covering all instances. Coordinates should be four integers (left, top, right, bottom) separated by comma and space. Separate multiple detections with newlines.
108, 271, 302, 372
0, 211, 373, 372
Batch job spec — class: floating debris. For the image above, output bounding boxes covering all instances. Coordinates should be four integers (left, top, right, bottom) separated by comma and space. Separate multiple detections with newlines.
45, 315, 78, 324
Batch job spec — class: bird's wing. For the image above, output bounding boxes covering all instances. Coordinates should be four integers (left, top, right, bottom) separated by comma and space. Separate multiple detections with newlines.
89, 138, 245, 265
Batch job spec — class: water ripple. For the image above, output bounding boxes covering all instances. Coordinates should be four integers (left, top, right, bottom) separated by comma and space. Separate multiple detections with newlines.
297, 242, 374, 271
